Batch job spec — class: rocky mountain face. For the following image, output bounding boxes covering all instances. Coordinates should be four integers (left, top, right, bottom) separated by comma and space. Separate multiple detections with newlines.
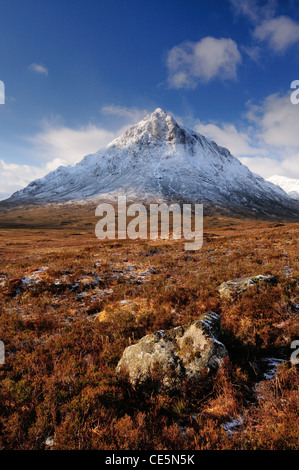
2, 108, 299, 218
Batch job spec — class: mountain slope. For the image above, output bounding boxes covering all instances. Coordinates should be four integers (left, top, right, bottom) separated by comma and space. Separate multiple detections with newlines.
2, 108, 299, 218
267, 175, 299, 201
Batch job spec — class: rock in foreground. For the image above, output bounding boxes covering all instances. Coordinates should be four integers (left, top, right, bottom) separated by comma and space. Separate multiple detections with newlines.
116, 312, 227, 391
218, 275, 277, 300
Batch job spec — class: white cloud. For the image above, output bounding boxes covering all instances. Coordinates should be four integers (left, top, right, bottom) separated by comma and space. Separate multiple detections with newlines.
238, 156, 284, 178
253, 15, 299, 52
28, 122, 116, 167
167, 37, 242, 88
230, 1, 299, 53
28, 63, 48, 75
194, 121, 266, 157
0, 159, 46, 200
0, 81, 4, 104
229, 0, 277, 23
276, 150, 299, 176
240, 151, 299, 179
241, 45, 262, 62
229, 0, 259, 22
248, 93, 299, 148
101, 105, 149, 123
194, 91, 299, 180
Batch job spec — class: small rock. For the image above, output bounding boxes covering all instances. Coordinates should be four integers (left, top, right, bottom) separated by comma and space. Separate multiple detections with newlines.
217, 275, 277, 300
45, 436, 54, 449
223, 416, 244, 436
116, 312, 228, 391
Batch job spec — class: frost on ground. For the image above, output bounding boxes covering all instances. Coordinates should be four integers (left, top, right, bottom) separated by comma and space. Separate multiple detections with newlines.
223, 417, 244, 436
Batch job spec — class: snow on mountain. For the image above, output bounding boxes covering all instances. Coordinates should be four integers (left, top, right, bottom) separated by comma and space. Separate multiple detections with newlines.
2, 108, 299, 217
267, 175, 299, 200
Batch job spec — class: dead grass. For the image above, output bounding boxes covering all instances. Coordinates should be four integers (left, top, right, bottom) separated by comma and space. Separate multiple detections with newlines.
0, 204, 298, 449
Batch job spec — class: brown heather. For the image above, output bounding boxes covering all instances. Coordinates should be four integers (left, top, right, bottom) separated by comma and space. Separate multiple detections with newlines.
0, 204, 298, 450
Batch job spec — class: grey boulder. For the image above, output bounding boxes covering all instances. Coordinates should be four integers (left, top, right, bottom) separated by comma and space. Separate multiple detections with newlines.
218, 275, 277, 300
116, 312, 227, 390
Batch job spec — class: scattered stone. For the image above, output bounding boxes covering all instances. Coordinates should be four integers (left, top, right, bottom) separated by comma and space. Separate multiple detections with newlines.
44, 436, 54, 449
258, 357, 285, 381
71, 273, 103, 293
116, 312, 228, 391
22, 267, 49, 286
0, 274, 8, 287
284, 267, 293, 276
223, 416, 244, 436
217, 275, 277, 300
291, 303, 299, 315
273, 321, 289, 329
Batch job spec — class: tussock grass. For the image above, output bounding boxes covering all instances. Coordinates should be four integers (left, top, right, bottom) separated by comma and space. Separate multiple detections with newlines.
0, 205, 298, 449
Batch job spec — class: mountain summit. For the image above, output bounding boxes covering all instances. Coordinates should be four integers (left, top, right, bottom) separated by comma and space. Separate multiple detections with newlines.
2, 108, 299, 218
112, 108, 187, 146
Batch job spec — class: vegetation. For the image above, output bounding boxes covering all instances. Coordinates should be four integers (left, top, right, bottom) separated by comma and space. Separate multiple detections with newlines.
0, 204, 298, 449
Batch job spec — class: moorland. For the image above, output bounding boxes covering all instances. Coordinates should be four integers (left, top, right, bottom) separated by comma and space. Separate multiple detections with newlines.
0, 203, 298, 450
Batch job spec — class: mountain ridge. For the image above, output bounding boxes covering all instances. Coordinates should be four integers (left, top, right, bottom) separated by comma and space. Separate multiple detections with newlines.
1, 108, 298, 219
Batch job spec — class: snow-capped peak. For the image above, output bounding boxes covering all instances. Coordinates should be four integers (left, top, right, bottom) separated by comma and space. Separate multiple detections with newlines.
2, 108, 299, 218
110, 108, 185, 148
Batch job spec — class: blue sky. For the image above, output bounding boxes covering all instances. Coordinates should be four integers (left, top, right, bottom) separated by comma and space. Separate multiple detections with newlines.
1, 0, 299, 199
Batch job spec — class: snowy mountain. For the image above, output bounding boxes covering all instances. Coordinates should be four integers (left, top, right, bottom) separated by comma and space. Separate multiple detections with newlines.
267, 175, 299, 201
2, 108, 299, 218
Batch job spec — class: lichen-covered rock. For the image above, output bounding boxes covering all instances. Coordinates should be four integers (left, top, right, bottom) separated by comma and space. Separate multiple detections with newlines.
217, 275, 277, 300
116, 312, 227, 390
